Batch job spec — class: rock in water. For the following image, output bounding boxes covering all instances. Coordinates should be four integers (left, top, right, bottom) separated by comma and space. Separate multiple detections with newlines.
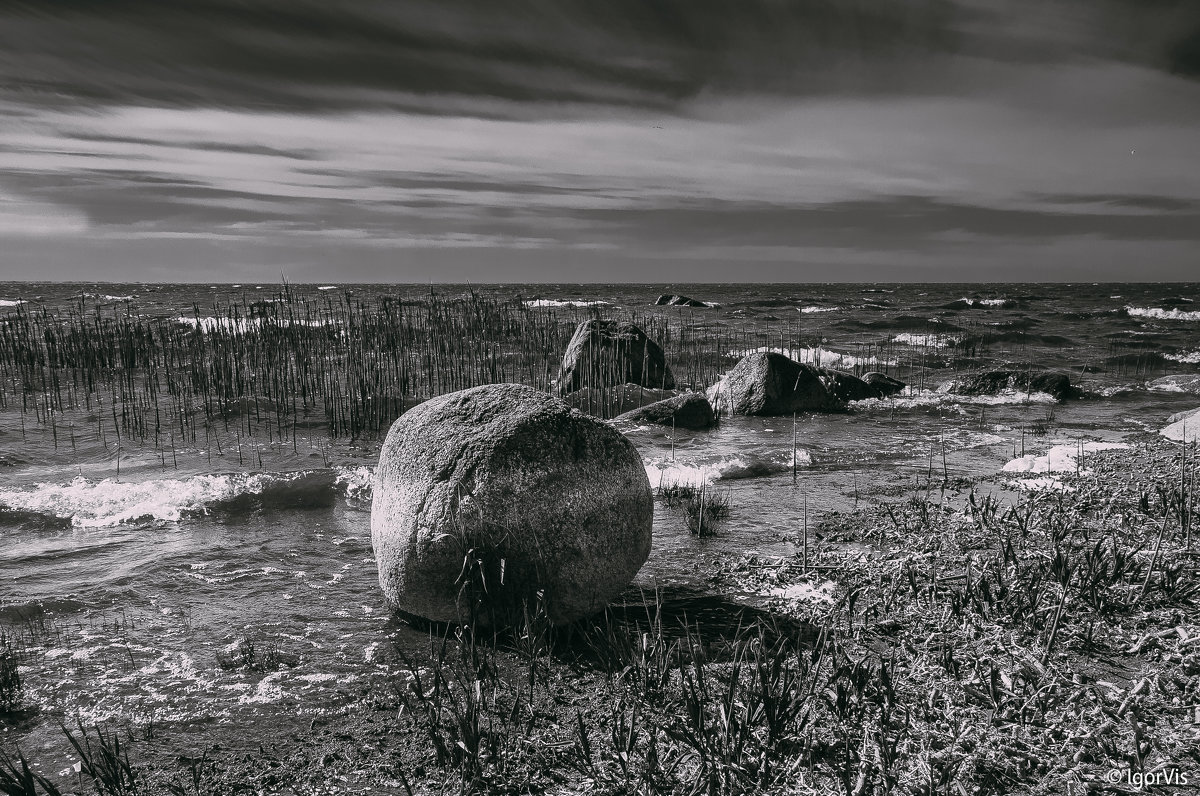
371, 384, 653, 625
655, 294, 710, 307
822, 370, 882, 403
614, 392, 715, 430
556, 320, 674, 395
706, 352, 844, 416
1150, 375, 1200, 395
949, 370, 1075, 401
863, 372, 906, 397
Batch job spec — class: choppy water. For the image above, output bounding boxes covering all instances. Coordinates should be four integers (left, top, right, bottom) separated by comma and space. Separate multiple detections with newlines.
2, 281, 1199, 751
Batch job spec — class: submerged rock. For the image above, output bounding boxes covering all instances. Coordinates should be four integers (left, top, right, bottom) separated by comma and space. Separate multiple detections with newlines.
556, 319, 674, 395
949, 370, 1075, 401
655, 294, 711, 308
863, 372, 907, 397
371, 384, 653, 626
822, 370, 883, 403
614, 392, 715, 430
707, 352, 845, 416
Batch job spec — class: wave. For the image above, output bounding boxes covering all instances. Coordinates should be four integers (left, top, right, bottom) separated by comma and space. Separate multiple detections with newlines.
0, 470, 351, 527
317, 285, 338, 291
798, 305, 841, 314
645, 451, 811, 487
941, 298, 1017, 310
1124, 305, 1200, 321
84, 293, 134, 302
334, 465, 373, 500
733, 345, 894, 369
524, 298, 612, 308
891, 333, 960, 348
853, 388, 1059, 411
0, 299, 26, 307
1165, 350, 1200, 365
175, 316, 332, 333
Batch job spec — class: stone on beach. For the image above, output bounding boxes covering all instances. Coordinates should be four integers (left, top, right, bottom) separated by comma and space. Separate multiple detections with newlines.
1161, 407, 1200, 443
556, 319, 674, 395
706, 352, 845, 416
614, 392, 716, 430
371, 383, 653, 625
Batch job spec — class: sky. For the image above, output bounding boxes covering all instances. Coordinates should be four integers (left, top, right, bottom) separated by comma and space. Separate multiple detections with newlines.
1, 0, 1199, 283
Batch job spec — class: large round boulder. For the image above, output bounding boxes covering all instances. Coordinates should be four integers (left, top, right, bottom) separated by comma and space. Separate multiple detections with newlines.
371, 383, 653, 626
706, 352, 844, 416
556, 320, 674, 395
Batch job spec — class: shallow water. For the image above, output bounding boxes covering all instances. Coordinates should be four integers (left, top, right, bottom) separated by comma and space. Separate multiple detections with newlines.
2, 281, 1198, 755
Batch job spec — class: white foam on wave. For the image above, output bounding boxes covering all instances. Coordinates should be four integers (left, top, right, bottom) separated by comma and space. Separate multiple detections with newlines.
317, 285, 338, 290
524, 298, 612, 308
175, 316, 330, 333
854, 388, 1057, 411
645, 451, 811, 487
733, 345, 894, 369
1002, 441, 1129, 475
334, 465, 374, 500
1125, 305, 1200, 322
891, 332, 960, 348
0, 299, 25, 307
85, 293, 134, 301
798, 305, 841, 314
1165, 350, 1200, 365
0, 471, 328, 527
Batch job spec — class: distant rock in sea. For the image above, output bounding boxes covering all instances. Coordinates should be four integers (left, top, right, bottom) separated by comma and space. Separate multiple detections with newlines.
371, 383, 653, 626
655, 294, 712, 308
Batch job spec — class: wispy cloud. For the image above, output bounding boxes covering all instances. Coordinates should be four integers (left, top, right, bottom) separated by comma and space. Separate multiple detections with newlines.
1, 1, 1199, 279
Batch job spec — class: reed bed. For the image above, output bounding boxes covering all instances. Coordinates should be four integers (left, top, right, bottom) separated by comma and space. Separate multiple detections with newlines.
0, 291, 972, 453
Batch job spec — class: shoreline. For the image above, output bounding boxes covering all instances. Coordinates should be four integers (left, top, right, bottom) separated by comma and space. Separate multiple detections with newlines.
5, 433, 1197, 795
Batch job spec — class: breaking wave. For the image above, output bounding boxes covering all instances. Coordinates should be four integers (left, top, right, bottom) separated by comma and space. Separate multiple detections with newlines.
524, 298, 612, 308
891, 333, 960, 348
645, 451, 811, 487
1164, 350, 1200, 365
1124, 306, 1200, 322
0, 469, 378, 527
733, 345, 894, 369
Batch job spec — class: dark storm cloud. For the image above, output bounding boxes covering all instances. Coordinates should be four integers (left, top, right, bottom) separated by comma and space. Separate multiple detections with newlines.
2, 0, 1198, 114
0, 0, 966, 111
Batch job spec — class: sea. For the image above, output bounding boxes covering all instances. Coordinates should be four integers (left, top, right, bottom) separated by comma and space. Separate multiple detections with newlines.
1, 281, 1198, 758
